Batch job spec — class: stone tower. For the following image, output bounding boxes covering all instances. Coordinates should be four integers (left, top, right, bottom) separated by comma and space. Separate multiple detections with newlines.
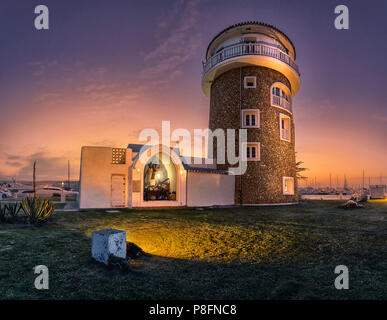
202, 22, 301, 204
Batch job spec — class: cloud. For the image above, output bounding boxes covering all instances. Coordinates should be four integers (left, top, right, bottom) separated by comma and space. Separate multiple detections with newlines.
28, 1, 203, 116
5, 154, 23, 161
31, 61, 142, 118
140, 0, 202, 84
83, 139, 118, 147
372, 114, 387, 122
1, 151, 73, 180
29, 60, 59, 78
5, 161, 23, 167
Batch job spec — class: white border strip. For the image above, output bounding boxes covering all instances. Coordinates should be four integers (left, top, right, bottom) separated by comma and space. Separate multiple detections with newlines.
242, 202, 299, 206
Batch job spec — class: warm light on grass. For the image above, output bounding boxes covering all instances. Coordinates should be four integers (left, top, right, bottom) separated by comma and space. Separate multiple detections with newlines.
80, 209, 313, 263
368, 199, 387, 203
85, 223, 304, 261
114, 224, 305, 262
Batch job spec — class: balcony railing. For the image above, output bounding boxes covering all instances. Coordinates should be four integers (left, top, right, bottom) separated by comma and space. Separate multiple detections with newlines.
272, 95, 292, 112
203, 43, 300, 76
281, 128, 290, 141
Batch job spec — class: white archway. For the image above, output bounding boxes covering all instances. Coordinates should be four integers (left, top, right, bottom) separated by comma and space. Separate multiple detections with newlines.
132, 145, 186, 207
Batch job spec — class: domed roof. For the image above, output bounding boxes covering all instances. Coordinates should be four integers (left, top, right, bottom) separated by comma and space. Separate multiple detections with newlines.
205, 21, 296, 59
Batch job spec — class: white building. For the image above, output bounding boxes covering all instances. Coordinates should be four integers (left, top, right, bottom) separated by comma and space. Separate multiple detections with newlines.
370, 185, 386, 199
79, 144, 235, 209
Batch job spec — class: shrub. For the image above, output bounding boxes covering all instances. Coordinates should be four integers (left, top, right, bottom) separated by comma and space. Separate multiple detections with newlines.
21, 197, 55, 225
6, 202, 22, 218
0, 204, 8, 223
0, 202, 24, 223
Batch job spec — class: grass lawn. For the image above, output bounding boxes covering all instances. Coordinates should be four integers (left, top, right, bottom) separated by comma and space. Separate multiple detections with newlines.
0, 200, 386, 300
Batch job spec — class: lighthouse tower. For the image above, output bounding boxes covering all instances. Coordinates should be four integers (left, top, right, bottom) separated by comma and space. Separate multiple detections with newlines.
202, 22, 301, 204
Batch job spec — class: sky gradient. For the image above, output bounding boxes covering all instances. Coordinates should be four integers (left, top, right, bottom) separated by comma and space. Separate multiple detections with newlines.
0, 0, 386, 186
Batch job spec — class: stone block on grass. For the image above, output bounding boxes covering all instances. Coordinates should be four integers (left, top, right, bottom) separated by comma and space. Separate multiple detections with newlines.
92, 229, 126, 264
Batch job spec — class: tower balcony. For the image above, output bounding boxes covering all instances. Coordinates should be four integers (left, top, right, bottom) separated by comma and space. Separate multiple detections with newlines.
202, 42, 300, 98
272, 95, 292, 113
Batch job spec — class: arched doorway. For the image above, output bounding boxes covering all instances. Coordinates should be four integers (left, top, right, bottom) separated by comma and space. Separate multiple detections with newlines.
132, 145, 187, 207
143, 152, 177, 201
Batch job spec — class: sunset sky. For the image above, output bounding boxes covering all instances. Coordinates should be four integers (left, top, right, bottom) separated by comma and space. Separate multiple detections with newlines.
0, 0, 386, 186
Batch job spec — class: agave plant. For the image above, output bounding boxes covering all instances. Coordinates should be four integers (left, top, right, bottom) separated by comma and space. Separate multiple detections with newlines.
0, 204, 8, 223
5, 202, 22, 218
21, 197, 55, 225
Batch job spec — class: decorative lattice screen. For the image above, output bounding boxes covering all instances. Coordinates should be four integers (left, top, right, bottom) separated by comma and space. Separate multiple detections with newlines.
112, 148, 126, 164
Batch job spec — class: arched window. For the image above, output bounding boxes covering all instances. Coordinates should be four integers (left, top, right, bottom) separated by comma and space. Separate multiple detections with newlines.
143, 153, 177, 201
270, 82, 292, 112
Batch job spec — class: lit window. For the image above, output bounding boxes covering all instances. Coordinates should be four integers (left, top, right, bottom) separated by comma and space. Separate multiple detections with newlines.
244, 76, 256, 88
241, 109, 260, 128
283, 177, 295, 195
271, 82, 291, 111
244, 36, 256, 43
242, 142, 260, 161
279, 113, 291, 141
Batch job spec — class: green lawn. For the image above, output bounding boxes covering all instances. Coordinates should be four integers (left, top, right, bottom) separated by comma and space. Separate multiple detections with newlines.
0, 200, 386, 300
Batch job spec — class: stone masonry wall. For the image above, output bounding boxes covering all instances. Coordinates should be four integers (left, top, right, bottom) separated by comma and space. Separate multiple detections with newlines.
209, 66, 298, 204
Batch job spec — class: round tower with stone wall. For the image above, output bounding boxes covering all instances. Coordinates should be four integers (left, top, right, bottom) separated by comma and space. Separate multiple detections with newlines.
202, 22, 301, 204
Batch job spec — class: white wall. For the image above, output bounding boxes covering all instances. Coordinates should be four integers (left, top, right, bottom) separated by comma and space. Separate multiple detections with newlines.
187, 172, 235, 207
300, 194, 352, 200
80, 146, 235, 208
213, 34, 283, 55
370, 186, 386, 199
79, 147, 132, 209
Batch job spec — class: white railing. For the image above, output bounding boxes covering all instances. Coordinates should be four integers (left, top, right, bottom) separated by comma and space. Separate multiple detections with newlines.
281, 128, 290, 141
272, 95, 292, 112
203, 43, 300, 76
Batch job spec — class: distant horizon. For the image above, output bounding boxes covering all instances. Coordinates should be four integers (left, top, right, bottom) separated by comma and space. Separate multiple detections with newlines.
2, 175, 387, 188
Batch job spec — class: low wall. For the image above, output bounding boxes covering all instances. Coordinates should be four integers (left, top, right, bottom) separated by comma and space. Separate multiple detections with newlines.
301, 194, 352, 200
186, 172, 235, 207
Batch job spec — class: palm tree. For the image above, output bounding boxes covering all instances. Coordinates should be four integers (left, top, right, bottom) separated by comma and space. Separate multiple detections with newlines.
296, 161, 308, 180
33, 161, 36, 198
295, 152, 308, 181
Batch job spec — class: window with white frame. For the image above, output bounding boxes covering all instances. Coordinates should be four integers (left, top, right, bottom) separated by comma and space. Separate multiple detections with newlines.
241, 109, 260, 128
242, 142, 260, 161
279, 113, 291, 141
244, 36, 256, 43
283, 177, 295, 195
271, 83, 291, 110
244, 76, 256, 88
